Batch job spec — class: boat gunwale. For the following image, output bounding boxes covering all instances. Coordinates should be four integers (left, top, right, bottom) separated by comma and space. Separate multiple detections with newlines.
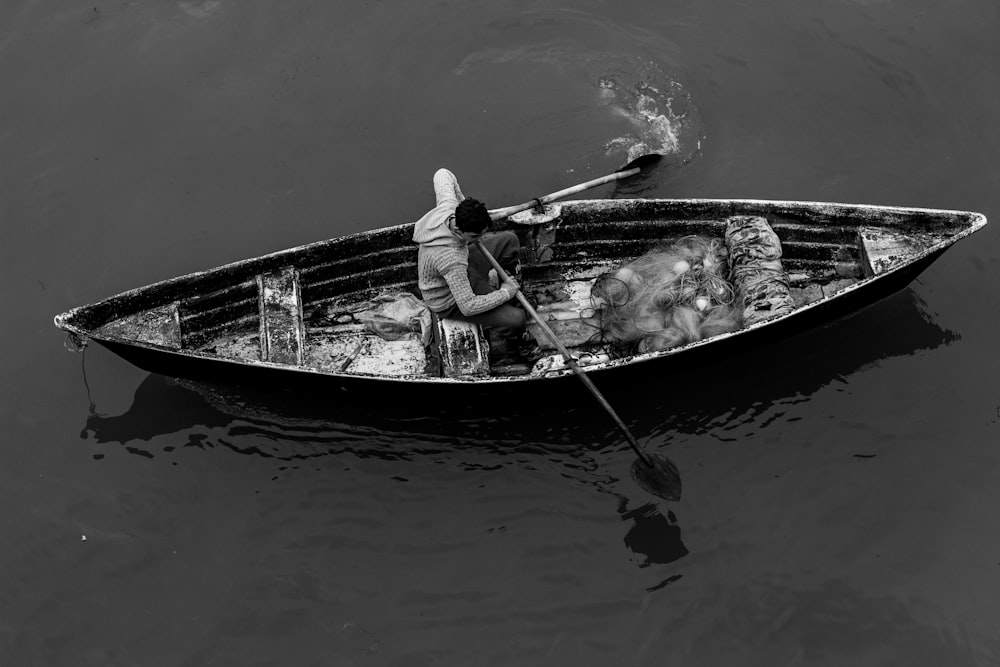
52, 198, 987, 385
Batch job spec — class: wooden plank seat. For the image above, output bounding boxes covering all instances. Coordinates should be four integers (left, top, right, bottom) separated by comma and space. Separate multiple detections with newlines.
257, 266, 305, 365
98, 302, 182, 349
858, 225, 951, 277
431, 314, 491, 378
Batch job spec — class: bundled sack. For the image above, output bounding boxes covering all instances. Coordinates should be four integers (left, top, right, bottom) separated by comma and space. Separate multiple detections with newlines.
358, 292, 433, 346
591, 236, 742, 353
313, 293, 433, 346
725, 216, 796, 324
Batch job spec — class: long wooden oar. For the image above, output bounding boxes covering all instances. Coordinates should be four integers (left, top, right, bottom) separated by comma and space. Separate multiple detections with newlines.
488, 154, 661, 222
476, 242, 682, 502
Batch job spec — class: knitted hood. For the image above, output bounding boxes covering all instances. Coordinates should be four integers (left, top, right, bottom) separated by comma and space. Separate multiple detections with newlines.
412, 203, 461, 247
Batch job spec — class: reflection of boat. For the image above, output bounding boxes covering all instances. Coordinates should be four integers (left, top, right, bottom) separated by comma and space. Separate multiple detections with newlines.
84, 373, 622, 455
55, 199, 985, 397
82, 374, 628, 487
83, 372, 692, 570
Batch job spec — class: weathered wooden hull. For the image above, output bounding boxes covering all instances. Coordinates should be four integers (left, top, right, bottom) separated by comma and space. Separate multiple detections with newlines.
54, 198, 986, 397
83, 247, 942, 401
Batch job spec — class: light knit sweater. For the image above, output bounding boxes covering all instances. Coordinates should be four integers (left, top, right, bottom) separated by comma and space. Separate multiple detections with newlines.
412, 169, 515, 315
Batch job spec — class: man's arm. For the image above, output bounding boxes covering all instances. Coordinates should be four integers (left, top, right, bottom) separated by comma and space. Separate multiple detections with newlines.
442, 267, 516, 316
433, 168, 465, 208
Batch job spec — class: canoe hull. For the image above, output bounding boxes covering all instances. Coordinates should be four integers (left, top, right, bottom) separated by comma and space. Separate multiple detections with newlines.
56, 197, 986, 399
85, 245, 947, 402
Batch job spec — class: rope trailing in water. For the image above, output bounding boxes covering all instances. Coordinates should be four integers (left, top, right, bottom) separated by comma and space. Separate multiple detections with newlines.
64, 334, 97, 415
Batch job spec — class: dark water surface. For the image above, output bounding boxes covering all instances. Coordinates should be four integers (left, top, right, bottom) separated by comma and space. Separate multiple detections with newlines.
3, 0, 1000, 665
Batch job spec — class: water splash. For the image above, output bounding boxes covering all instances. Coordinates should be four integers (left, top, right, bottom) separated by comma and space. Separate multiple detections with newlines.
594, 57, 702, 164
454, 44, 703, 168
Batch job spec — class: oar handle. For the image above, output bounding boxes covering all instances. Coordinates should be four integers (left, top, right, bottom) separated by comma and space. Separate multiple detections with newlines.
489, 167, 641, 222
476, 242, 653, 467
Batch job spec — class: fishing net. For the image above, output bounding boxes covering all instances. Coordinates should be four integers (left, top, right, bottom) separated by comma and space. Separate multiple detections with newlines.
590, 235, 741, 354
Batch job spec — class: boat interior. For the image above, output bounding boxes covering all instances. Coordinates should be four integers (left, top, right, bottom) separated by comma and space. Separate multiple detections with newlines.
75, 200, 975, 381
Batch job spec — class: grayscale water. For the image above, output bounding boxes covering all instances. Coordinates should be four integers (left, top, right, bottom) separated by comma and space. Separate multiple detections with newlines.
3, 1, 999, 665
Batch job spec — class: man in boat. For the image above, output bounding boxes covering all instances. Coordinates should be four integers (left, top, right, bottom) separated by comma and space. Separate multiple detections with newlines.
413, 168, 527, 349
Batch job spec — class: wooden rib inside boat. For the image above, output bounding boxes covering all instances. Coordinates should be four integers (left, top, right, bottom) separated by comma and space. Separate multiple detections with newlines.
54, 198, 986, 391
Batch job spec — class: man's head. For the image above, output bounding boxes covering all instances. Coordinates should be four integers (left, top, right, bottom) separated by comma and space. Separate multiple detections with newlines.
454, 198, 491, 241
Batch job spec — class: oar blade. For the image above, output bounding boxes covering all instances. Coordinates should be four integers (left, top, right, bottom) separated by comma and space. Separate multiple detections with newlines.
630, 451, 682, 501
616, 153, 662, 174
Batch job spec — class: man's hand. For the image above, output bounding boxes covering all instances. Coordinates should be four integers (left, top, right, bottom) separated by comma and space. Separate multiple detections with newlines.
501, 277, 520, 295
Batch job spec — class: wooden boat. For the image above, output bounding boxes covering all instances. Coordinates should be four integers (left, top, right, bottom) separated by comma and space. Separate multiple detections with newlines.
54, 198, 986, 398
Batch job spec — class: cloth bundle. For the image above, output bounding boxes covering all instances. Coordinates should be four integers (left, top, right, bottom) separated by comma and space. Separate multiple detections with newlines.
725, 216, 796, 325
358, 292, 433, 346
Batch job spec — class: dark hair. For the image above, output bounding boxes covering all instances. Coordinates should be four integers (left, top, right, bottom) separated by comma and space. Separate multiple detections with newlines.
455, 198, 491, 233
